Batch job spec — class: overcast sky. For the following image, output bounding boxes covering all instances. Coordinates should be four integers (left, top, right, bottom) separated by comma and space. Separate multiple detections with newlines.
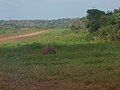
0, 0, 120, 20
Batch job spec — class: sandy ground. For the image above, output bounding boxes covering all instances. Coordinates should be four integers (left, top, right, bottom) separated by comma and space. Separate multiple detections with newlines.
0, 30, 48, 42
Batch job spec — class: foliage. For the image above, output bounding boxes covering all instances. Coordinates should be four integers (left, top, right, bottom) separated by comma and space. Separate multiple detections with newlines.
87, 9, 105, 20
86, 8, 120, 42
113, 8, 120, 14
87, 9, 105, 32
0, 18, 85, 31
92, 25, 120, 42
99, 15, 115, 27
70, 18, 85, 30
87, 19, 100, 32
114, 12, 120, 22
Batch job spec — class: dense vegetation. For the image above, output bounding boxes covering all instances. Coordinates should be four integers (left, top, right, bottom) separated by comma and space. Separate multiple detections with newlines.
0, 18, 85, 31
87, 8, 120, 42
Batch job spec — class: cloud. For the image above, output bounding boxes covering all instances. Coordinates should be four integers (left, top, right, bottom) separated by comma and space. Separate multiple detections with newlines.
0, 0, 120, 20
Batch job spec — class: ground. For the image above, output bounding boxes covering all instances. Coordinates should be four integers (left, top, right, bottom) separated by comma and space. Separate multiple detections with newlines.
0, 29, 120, 90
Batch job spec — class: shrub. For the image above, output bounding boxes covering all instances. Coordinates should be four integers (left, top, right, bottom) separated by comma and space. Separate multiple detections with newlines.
92, 25, 120, 42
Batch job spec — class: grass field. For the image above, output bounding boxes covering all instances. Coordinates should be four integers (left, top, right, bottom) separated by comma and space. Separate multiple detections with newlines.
0, 29, 120, 90
0, 29, 89, 45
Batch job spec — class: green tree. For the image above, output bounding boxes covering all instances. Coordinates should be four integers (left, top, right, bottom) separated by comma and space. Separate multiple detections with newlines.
99, 15, 115, 27
114, 8, 120, 13
87, 9, 105, 32
114, 8, 120, 27
114, 12, 120, 22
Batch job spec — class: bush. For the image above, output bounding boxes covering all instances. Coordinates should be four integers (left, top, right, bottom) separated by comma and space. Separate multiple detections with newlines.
92, 25, 120, 42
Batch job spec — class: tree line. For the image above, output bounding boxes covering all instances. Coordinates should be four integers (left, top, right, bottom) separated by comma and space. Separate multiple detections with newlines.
87, 8, 120, 41
0, 18, 85, 30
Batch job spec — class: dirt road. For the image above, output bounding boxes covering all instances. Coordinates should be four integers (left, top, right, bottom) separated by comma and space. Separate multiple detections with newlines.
0, 30, 48, 42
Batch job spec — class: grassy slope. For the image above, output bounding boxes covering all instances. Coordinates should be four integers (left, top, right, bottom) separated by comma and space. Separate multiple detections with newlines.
0, 29, 120, 90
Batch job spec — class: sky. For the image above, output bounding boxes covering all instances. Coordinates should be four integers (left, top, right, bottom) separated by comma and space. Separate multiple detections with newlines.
0, 0, 120, 20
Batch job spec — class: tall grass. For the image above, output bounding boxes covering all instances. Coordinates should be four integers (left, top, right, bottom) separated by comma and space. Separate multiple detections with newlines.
0, 43, 120, 90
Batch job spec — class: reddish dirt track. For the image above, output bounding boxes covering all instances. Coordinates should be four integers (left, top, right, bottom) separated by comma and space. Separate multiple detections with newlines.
0, 30, 48, 42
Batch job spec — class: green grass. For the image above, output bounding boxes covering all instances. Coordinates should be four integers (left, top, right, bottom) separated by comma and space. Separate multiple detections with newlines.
0, 29, 120, 90
0, 43, 120, 90
0, 29, 90, 45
